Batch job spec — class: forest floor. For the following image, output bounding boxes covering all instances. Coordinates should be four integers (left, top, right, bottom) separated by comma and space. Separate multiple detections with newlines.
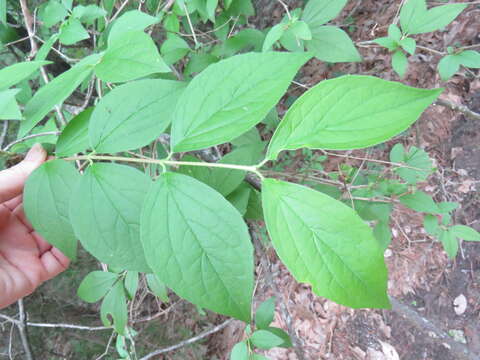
1, 0, 479, 359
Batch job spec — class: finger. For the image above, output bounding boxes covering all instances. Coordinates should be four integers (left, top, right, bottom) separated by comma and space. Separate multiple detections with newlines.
0, 144, 47, 203
40, 248, 70, 281
33, 232, 52, 254
11, 204, 33, 232
3, 195, 22, 211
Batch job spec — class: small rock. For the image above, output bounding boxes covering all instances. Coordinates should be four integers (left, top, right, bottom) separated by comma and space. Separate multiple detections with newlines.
453, 294, 467, 315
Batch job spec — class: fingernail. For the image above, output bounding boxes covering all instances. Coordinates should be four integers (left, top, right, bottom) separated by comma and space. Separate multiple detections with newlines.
25, 143, 46, 162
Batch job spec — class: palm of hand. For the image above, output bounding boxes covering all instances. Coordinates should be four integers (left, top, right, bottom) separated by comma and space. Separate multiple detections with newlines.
0, 145, 69, 309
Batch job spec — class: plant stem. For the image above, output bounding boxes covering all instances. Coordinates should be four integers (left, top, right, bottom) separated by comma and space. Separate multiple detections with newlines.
64, 154, 264, 178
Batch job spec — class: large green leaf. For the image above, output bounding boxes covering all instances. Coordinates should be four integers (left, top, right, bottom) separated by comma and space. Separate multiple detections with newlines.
95, 31, 170, 83
89, 79, 185, 153
302, 0, 348, 30
108, 10, 159, 43
262, 179, 390, 308
56, 107, 93, 156
0, 89, 21, 120
171, 52, 311, 152
306, 26, 361, 63
20, 54, 100, 137
140, 172, 254, 321
70, 163, 151, 272
266, 75, 442, 160
0, 61, 50, 90
23, 160, 80, 260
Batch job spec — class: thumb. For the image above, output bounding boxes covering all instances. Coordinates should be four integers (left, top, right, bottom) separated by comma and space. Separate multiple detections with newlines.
0, 143, 47, 203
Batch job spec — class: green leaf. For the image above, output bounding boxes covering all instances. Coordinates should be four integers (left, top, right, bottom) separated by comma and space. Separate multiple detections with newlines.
171, 52, 311, 152
262, 179, 390, 308
262, 24, 285, 52
161, 34, 190, 65
140, 172, 254, 321
163, 13, 180, 32
213, 28, 264, 57
72, 4, 107, 23
245, 187, 263, 220
291, 20, 312, 40
124, 271, 139, 299
95, 31, 170, 83
301, 0, 348, 30
20, 54, 100, 137
0, 89, 21, 120
101, 281, 128, 335
399, 37, 416, 55
70, 163, 151, 272
438, 55, 460, 81
0, 0, 5, 25
227, 184, 251, 215
185, 53, 219, 76
390, 144, 432, 184
108, 10, 160, 43
373, 37, 398, 52
255, 296, 276, 329
41, 0, 68, 27
457, 50, 480, 68
250, 329, 284, 350
439, 229, 458, 259
59, 18, 89, 45
392, 50, 408, 78
146, 274, 169, 302
399, 191, 439, 213
230, 341, 249, 360
56, 107, 93, 157
423, 214, 439, 236
438, 201, 458, 214
450, 225, 480, 242
266, 75, 442, 160
89, 79, 185, 153
23, 160, 80, 260
206, 0, 218, 22
77, 271, 118, 303
306, 26, 361, 63
0, 61, 50, 90
388, 24, 402, 42
264, 327, 292, 348
400, 0, 466, 35
178, 145, 262, 196
35, 34, 60, 62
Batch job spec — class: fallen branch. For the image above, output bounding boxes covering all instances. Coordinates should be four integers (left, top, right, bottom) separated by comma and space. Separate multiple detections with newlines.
17, 299, 34, 360
3, 131, 61, 151
435, 98, 480, 121
139, 319, 233, 360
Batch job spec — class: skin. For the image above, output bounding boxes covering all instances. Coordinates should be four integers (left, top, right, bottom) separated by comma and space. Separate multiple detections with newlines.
0, 144, 69, 309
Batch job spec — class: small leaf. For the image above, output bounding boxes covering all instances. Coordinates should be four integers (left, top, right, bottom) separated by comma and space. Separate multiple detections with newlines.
438, 55, 460, 81
388, 24, 402, 41
101, 281, 128, 335
255, 296, 276, 329
108, 10, 160, 43
437, 201, 458, 213
457, 50, 480, 68
160, 34, 190, 65
265, 327, 292, 348
146, 274, 169, 302
250, 330, 284, 350
171, 52, 311, 152
20, 54, 100, 137
290, 20, 312, 40
373, 37, 398, 51
262, 24, 285, 52
262, 179, 390, 308
72, 4, 107, 23
399, 191, 439, 214
41, 0, 68, 27
392, 50, 408, 78
423, 214, 439, 236
124, 271, 139, 299
59, 18, 90, 45
267, 76, 442, 160
400, 0, 426, 35
306, 26, 361, 63
140, 172, 254, 321
56, 107, 93, 156
23, 160, 80, 260
70, 163, 151, 271
390, 145, 432, 184
95, 31, 170, 83
0, 89, 22, 120
89, 79, 185, 153
301, 0, 348, 30
439, 229, 458, 259
399, 37, 416, 55
77, 271, 118, 303
227, 184, 251, 216
245, 188, 263, 220
405, 2, 467, 35
230, 341, 249, 360
0, 61, 50, 90
450, 225, 480, 242
206, 0, 218, 22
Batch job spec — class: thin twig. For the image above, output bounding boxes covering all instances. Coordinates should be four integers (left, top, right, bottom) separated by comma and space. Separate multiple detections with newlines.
183, 3, 199, 47
17, 300, 34, 360
435, 98, 480, 121
3, 131, 61, 151
0, 121, 8, 149
276, 0, 292, 19
416, 44, 446, 56
139, 319, 233, 360
109, 0, 130, 23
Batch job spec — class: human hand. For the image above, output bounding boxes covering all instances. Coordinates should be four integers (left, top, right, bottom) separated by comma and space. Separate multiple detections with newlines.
0, 144, 70, 309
